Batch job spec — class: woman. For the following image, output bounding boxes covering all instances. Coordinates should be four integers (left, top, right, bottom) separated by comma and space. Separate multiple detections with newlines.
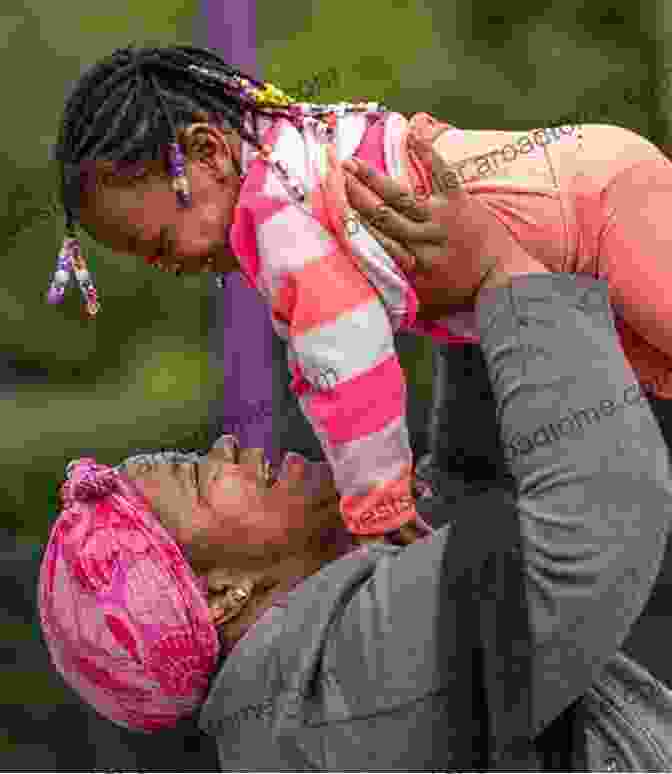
49, 44, 672, 551
39, 186, 672, 769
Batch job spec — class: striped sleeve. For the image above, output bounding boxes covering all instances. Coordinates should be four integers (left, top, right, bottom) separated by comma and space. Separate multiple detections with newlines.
253, 199, 418, 535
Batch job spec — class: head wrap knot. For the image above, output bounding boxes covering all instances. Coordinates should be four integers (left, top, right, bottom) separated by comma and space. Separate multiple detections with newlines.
39, 456, 220, 733
60, 457, 122, 505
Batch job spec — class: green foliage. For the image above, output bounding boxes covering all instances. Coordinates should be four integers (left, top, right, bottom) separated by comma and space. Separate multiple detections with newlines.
0, 1, 207, 546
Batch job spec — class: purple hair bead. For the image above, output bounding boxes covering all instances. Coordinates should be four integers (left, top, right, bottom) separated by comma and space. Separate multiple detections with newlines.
46, 238, 76, 305
47, 286, 65, 305
168, 142, 192, 208
168, 142, 186, 175
47, 286, 65, 304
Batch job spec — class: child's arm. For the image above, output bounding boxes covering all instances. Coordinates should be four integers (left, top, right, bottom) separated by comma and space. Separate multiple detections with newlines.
231, 125, 425, 542
275, 240, 422, 539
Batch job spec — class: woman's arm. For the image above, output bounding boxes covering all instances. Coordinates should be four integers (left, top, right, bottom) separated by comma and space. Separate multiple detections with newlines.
474, 272, 672, 735
326, 271, 672, 743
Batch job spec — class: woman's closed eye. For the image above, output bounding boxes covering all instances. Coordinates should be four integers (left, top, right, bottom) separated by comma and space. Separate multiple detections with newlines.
192, 462, 201, 498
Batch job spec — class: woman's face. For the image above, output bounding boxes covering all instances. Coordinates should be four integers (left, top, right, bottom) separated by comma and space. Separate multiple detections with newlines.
78, 126, 242, 276
125, 441, 343, 575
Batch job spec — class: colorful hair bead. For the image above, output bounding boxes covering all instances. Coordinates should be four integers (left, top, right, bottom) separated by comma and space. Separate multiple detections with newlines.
71, 242, 100, 316
47, 233, 100, 316
168, 142, 191, 208
47, 237, 76, 305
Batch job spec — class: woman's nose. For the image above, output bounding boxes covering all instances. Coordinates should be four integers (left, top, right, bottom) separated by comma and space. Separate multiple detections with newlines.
278, 453, 335, 497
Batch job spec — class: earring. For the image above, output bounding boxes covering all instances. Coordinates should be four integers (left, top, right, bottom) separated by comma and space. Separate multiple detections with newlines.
208, 578, 254, 625
230, 586, 250, 604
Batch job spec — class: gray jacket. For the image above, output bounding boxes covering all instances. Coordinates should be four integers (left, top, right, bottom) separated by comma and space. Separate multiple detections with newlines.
199, 274, 672, 771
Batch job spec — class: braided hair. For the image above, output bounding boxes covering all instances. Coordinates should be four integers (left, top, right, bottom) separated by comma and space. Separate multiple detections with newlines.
48, 44, 385, 316
52, 44, 301, 232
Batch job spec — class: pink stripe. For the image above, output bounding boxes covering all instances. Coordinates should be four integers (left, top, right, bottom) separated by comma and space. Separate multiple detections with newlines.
289, 361, 312, 398
352, 115, 388, 170
302, 354, 406, 445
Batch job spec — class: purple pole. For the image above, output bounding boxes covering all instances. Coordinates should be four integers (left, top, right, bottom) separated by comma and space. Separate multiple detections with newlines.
197, 1, 280, 466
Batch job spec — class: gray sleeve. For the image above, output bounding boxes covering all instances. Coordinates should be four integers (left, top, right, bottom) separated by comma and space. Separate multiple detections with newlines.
329, 274, 672, 737
476, 274, 672, 734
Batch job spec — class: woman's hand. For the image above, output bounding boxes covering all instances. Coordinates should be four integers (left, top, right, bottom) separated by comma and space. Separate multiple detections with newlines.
343, 134, 545, 304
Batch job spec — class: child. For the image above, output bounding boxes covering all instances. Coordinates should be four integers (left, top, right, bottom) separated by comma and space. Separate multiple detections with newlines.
49, 44, 672, 542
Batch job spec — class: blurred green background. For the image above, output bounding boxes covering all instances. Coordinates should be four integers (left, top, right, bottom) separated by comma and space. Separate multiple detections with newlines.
2, 0, 667, 544
1, 0, 670, 768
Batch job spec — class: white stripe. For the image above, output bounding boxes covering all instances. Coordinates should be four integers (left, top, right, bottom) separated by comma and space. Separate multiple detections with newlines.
384, 112, 409, 180
334, 114, 369, 161
292, 298, 396, 388
257, 206, 334, 297
272, 122, 312, 186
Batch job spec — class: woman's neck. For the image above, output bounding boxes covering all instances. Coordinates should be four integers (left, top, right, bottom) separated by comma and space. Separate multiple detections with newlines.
217, 527, 354, 652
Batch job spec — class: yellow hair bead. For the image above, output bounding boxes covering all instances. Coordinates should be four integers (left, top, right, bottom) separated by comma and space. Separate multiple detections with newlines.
246, 80, 292, 108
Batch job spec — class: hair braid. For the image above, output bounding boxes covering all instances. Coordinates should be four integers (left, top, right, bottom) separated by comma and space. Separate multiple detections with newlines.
52, 44, 301, 229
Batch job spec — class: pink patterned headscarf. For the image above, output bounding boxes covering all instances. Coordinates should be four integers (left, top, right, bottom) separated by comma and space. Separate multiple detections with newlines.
38, 457, 221, 733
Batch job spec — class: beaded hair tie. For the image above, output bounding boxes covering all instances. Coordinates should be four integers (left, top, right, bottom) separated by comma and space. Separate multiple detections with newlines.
46, 225, 100, 317
49, 55, 387, 315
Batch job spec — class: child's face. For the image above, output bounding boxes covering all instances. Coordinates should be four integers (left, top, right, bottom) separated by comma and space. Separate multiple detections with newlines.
78, 128, 242, 276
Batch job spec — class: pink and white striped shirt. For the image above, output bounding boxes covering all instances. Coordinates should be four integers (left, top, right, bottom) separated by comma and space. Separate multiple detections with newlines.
230, 110, 477, 535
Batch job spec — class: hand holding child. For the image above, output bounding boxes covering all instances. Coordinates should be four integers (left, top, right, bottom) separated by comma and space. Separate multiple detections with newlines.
343, 133, 547, 303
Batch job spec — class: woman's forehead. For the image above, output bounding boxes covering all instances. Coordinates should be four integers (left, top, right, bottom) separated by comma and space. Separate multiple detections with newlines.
116, 450, 203, 476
